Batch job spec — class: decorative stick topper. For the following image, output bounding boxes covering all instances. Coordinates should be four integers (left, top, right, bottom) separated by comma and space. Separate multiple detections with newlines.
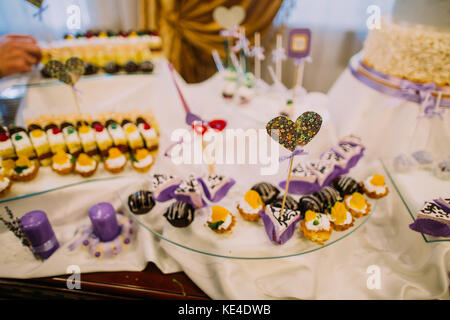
213, 6, 246, 31
266, 112, 322, 152
287, 28, 312, 60
25, 0, 48, 21
43, 57, 85, 86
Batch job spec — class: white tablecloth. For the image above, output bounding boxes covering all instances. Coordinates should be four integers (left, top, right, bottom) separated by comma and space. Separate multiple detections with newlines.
0, 59, 448, 300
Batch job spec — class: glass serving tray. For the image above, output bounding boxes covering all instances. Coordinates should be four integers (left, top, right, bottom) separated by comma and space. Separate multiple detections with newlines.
381, 159, 450, 243
119, 179, 377, 260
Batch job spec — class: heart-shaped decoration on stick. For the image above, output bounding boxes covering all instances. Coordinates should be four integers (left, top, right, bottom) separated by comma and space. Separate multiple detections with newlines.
266, 111, 322, 151
43, 57, 85, 86
213, 5, 246, 30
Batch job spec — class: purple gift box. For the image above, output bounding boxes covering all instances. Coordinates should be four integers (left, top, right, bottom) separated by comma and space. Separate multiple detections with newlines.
21, 210, 59, 259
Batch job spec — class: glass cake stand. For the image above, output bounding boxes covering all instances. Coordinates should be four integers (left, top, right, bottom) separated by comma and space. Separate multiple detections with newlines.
119, 180, 377, 260
381, 159, 450, 243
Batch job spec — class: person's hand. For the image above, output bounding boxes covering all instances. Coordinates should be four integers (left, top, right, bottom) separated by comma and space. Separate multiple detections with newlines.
0, 35, 42, 78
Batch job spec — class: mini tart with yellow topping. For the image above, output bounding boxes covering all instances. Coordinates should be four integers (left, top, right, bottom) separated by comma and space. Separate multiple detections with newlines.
236, 190, 264, 221
130, 148, 153, 172
75, 153, 98, 177
104, 147, 127, 174
11, 156, 40, 182
300, 210, 332, 245
51, 150, 74, 175
344, 192, 371, 218
329, 201, 354, 231
0, 175, 12, 197
0, 159, 15, 177
207, 205, 236, 234
362, 174, 389, 199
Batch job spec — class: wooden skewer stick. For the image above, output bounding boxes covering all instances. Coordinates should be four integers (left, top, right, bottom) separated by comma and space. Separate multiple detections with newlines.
276, 34, 283, 83
71, 87, 82, 115
254, 32, 261, 80
279, 155, 295, 218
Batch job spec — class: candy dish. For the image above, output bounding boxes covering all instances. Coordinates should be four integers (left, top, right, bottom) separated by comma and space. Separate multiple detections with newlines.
197, 174, 235, 202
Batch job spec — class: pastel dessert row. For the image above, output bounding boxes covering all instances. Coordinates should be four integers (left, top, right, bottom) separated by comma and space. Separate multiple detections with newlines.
279, 135, 365, 195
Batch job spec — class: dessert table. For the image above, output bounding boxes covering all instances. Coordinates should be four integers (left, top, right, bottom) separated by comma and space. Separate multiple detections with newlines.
0, 58, 448, 300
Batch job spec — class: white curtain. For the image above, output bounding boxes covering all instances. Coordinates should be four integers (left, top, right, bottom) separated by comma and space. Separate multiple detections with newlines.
0, 0, 139, 42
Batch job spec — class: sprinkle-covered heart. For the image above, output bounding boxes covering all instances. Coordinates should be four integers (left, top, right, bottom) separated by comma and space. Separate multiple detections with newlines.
266, 111, 322, 151
43, 57, 85, 86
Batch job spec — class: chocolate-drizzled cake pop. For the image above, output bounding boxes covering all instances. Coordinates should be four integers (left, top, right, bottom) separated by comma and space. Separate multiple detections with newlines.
163, 201, 195, 228
128, 190, 155, 215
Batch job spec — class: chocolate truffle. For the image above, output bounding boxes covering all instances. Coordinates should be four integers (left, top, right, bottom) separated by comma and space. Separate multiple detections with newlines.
332, 176, 363, 197
103, 62, 120, 74
251, 182, 280, 204
139, 60, 154, 73
163, 201, 195, 228
128, 190, 155, 215
124, 61, 139, 73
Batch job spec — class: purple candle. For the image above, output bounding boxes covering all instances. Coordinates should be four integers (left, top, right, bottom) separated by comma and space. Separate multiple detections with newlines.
89, 202, 120, 242
21, 210, 59, 259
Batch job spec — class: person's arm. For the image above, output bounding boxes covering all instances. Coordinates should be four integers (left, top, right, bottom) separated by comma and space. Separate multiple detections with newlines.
0, 34, 42, 78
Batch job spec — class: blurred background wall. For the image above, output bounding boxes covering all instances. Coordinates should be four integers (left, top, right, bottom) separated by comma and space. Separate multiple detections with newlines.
0, 0, 395, 93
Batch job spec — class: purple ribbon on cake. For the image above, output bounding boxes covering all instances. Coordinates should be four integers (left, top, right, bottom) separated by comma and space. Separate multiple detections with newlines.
279, 147, 308, 162
348, 54, 450, 113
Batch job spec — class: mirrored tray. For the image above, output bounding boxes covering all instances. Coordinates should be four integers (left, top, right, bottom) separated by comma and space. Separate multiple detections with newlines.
119, 179, 377, 260
381, 159, 450, 243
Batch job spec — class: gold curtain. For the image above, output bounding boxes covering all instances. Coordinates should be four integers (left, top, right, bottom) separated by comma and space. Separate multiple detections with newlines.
138, 0, 283, 83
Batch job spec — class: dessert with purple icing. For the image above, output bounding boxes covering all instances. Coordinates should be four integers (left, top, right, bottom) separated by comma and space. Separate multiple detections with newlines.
279, 162, 319, 195
149, 173, 182, 202
307, 160, 339, 187
260, 203, 302, 245
197, 173, 235, 202
237, 190, 265, 221
409, 198, 450, 237
173, 175, 207, 209
411, 150, 434, 170
164, 201, 195, 228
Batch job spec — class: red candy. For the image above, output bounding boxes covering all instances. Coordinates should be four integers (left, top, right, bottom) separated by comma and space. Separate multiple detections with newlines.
209, 119, 227, 132
94, 124, 104, 132
52, 127, 61, 134
192, 122, 208, 135
143, 123, 151, 130
0, 133, 8, 142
